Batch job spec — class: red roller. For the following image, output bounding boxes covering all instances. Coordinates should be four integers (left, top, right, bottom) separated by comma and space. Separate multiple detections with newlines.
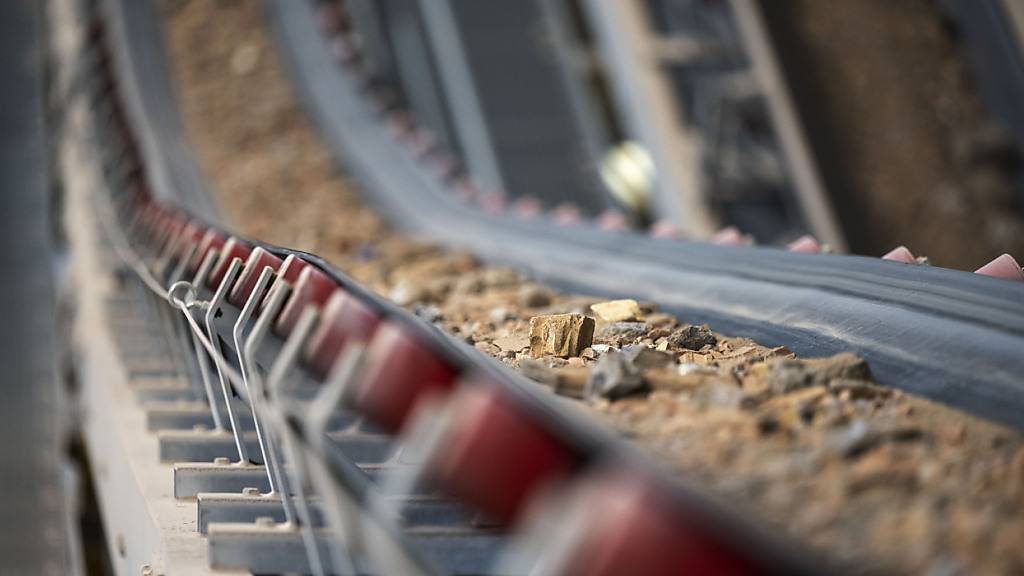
347, 321, 454, 433
408, 128, 439, 159
426, 150, 460, 180
132, 200, 156, 233
257, 254, 309, 316
710, 226, 749, 246
452, 178, 480, 203
151, 209, 181, 250
302, 292, 380, 378
650, 219, 678, 239
228, 247, 284, 308
512, 196, 542, 218
561, 473, 757, 576
786, 235, 820, 253
882, 245, 916, 264
277, 255, 310, 285
479, 192, 507, 215
597, 209, 628, 232
386, 111, 414, 139
175, 222, 207, 262
552, 203, 581, 225
274, 265, 338, 337
207, 237, 252, 289
975, 253, 1024, 283
156, 213, 189, 255
147, 211, 170, 249
187, 230, 226, 275
426, 385, 576, 525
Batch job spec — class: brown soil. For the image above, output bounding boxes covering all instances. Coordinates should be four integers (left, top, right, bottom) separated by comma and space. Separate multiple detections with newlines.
161, 1, 1024, 574
765, 0, 1024, 269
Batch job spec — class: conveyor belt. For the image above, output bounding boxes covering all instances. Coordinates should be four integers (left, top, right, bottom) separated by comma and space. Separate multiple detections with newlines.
54, 0, 1024, 572
59, 0, 822, 573
269, 0, 1024, 430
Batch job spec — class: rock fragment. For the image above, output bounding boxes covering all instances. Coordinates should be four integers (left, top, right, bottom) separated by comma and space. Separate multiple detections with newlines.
667, 325, 717, 350
493, 334, 530, 353
587, 350, 646, 400
519, 358, 589, 398
474, 341, 500, 355
829, 379, 890, 400
230, 43, 260, 76
622, 345, 675, 371
529, 313, 595, 358
828, 420, 925, 458
520, 285, 553, 308
489, 307, 513, 324
413, 304, 442, 323
585, 345, 674, 400
596, 321, 651, 346
590, 299, 642, 322
767, 353, 873, 394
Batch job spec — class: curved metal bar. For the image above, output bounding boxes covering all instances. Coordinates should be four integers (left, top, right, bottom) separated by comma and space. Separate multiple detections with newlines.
203, 258, 249, 463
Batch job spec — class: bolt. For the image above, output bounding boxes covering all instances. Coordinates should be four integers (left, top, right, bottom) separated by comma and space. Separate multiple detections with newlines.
141, 564, 153, 576
242, 487, 260, 496
255, 516, 276, 527
192, 424, 208, 432
213, 457, 230, 465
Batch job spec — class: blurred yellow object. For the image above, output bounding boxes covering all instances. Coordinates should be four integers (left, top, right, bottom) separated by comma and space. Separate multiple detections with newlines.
600, 141, 655, 217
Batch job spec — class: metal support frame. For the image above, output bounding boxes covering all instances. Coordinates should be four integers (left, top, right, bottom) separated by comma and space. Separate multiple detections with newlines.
728, 0, 846, 250
582, 0, 716, 234
415, 0, 506, 194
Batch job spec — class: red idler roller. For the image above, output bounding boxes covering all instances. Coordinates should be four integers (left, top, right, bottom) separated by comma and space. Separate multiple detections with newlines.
424, 384, 577, 526
552, 203, 581, 225
228, 247, 284, 308
650, 219, 678, 239
557, 472, 758, 576
142, 209, 168, 249
302, 291, 380, 378
174, 221, 207, 263
329, 35, 358, 65
206, 237, 252, 289
345, 321, 455, 433
129, 183, 153, 209
786, 235, 820, 253
143, 204, 169, 237
452, 177, 480, 204
597, 209, 628, 231
407, 128, 439, 159
426, 150, 461, 181
512, 196, 542, 218
277, 255, 310, 285
478, 191, 507, 214
975, 253, 1024, 283
386, 111, 414, 139
187, 230, 227, 275
317, 0, 343, 35
274, 265, 339, 337
710, 225, 752, 246
134, 198, 157, 231
258, 254, 310, 316
882, 245, 916, 263
141, 203, 170, 244
155, 211, 188, 254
